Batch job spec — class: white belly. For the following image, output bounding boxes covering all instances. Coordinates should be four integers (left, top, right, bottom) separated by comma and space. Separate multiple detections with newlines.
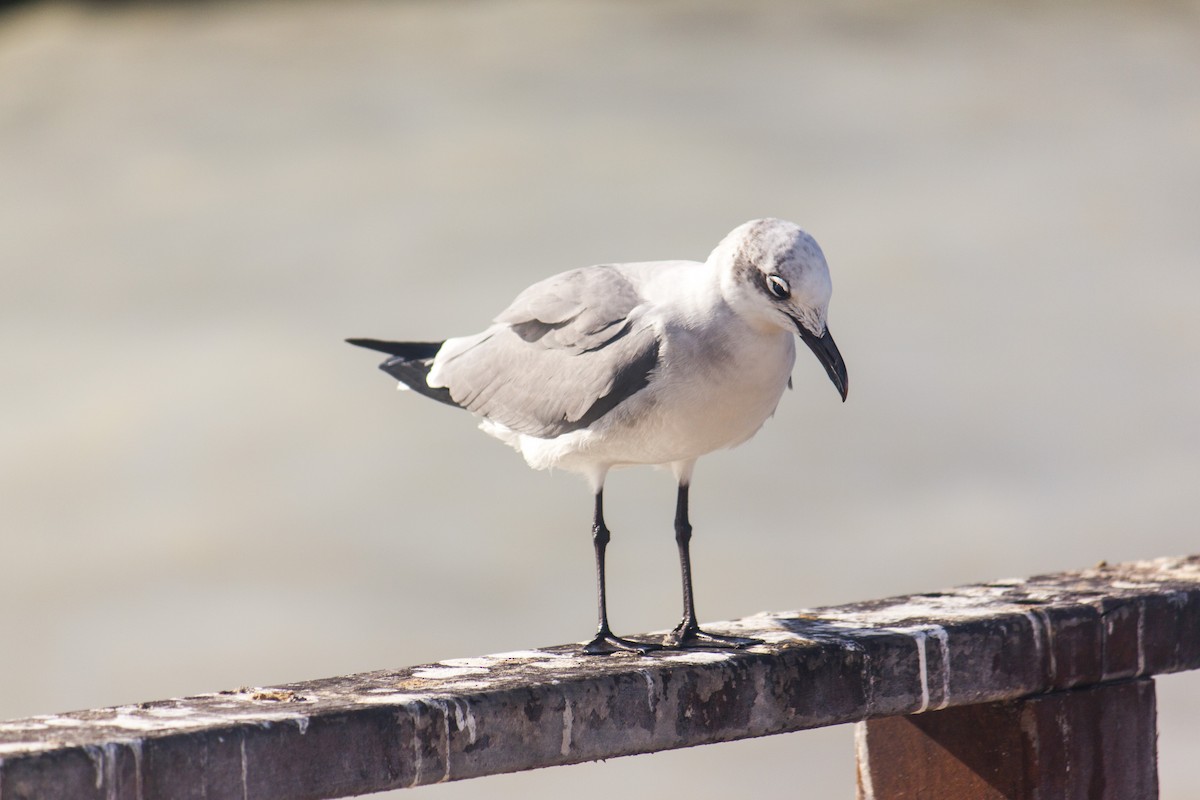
496, 324, 797, 474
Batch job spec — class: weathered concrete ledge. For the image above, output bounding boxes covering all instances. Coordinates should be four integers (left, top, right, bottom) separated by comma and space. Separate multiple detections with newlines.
2, 555, 1198, 799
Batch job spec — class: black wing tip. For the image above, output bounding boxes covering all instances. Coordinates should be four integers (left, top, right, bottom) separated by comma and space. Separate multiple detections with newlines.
345, 339, 445, 359
380, 357, 461, 409
346, 337, 391, 352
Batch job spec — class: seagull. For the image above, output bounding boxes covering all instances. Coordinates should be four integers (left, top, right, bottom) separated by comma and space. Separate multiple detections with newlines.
348, 218, 848, 654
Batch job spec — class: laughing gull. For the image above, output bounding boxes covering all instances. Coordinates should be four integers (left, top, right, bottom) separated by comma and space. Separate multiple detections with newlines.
349, 218, 848, 654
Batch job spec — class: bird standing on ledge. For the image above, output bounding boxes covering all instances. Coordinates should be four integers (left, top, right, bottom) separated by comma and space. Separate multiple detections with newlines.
349, 218, 848, 654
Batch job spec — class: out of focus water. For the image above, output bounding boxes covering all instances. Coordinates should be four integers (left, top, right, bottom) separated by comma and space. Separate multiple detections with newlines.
2, 1, 1198, 797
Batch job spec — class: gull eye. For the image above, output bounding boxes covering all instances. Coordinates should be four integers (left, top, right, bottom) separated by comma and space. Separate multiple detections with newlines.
766, 274, 790, 300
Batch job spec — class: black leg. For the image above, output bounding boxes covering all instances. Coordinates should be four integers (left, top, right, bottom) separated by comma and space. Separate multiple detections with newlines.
583, 489, 655, 655
662, 483, 763, 649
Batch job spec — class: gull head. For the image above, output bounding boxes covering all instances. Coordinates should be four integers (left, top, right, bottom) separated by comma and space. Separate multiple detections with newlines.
713, 218, 848, 401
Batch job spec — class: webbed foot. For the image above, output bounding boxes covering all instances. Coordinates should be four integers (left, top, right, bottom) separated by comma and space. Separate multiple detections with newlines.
662, 622, 763, 650
582, 632, 658, 655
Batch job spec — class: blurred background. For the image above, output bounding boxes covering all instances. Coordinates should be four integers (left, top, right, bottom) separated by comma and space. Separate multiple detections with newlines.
2, 0, 1198, 796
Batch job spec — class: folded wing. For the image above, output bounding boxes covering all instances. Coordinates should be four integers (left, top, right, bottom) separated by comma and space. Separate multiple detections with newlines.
429, 266, 661, 438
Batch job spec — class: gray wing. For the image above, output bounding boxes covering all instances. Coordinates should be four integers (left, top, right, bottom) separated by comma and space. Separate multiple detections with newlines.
427, 266, 661, 438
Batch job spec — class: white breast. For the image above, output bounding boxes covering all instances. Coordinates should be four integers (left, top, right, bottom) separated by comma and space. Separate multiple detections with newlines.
503, 316, 796, 474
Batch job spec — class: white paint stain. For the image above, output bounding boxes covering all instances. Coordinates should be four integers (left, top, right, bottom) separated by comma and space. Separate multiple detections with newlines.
442, 680, 492, 691
129, 739, 145, 800
452, 699, 477, 744
888, 624, 950, 713
910, 630, 930, 713
109, 714, 195, 732
408, 706, 423, 788
927, 625, 951, 710
240, 734, 249, 800
560, 701, 573, 756
1024, 610, 1046, 680
437, 701, 452, 783
359, 693, 431, 705
143, 706, 204, 719
0, 743, 53, 756
1111, 581, 1157, 590
663, 651, 733, 665
80, 741, 145, 800
640, 670, 657, 713
488, 650, 566, 661
746, 631, 800, 645
859, 645, 877, 716
1038, 608, 1058, 682
38, 716, 87, 728
530, 658, 586, 670
83, 745, 104, 790
1167, 591, 1190, 609
1136, 603, 1146, 676
105, 742, 123, 800
412, 667, 488, 680
854, 722, 875, 800
294, 716, 310, 735
438, 657, 495, 669
104, 708, 304, 732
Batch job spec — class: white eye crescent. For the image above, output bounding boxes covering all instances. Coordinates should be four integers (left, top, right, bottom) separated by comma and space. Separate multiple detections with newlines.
766, 274, 790, 300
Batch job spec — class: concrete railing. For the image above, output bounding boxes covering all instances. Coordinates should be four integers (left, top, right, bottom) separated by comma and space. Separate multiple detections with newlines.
2, 555, 1197, 799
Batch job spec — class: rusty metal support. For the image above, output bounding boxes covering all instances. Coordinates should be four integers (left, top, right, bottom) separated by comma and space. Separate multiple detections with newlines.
856, 677, 1158, 799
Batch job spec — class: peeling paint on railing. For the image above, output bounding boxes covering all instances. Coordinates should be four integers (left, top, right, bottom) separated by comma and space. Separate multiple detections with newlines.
0, 555, 1197, 800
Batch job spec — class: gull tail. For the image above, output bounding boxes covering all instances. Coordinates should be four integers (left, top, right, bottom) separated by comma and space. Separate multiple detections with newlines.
345, 338, 460, 408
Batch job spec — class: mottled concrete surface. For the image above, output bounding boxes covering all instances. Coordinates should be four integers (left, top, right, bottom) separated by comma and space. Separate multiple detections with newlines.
2, 556, 1196, 798
2, 1, 1199, 797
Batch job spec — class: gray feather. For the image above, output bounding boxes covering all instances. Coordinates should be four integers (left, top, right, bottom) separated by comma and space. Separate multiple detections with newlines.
431, 266, 661, 438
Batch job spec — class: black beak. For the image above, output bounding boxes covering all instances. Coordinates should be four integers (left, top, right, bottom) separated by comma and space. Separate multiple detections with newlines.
795, 323, 849, 401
